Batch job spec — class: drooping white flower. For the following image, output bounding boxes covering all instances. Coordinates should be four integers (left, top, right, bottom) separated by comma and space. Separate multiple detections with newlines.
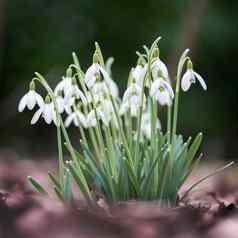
55, 92, 65, 114
150, 78, 174, 106
141, 111, 161, 139
132, 64, 148, 87
151, 58, 169, 80
84, 63, 100, 89
120, 83, 146, 116
54, 76, 72, 95
18, 82, 44, 112
31, 96, 57, 125
86, 110, 97, 127
97, 99, 117, 127
65, 111, 87, 128
65, 80, 87, 105
85, 62, 119, 97
181, 60, 207, 92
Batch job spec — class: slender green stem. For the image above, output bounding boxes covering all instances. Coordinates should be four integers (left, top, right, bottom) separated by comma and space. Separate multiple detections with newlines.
57, 125, 64, 186
167, 105, 172, 144
34, 72, 93, 202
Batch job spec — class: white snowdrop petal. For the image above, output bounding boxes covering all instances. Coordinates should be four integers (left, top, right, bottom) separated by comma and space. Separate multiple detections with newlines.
54, 81, 64, 94
152, 59, 169, 79
86, 76, 97, 89
181, 71, 192, 92
64, 77, 72, 94
158, 91, 171, 106
98, 109, 109, 126
31, 108, 43, 125
56, 97, 65, 113
27, 90, 36, 110
44, 104, 53, 124
85, 64, 99, 88
194, 72, 207, 90
75, 87, 87, 104
162, 80, 174, 98
76, 112, 87, 128
119, 102, 128, 115
150, 80, 160, 97
130, 95, 140, 106
65, 113, 75, 127
18, 94, 28, 112
35, 93, 44, 108
107, 80, 119, 97
99, 66, 111, 83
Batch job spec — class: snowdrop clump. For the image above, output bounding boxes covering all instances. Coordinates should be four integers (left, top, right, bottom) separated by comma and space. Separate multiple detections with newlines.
19, 37, 232, 206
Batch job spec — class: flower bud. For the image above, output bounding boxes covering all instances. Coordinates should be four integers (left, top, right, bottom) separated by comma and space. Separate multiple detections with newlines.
72, 77, 77, 85
45, 95, 51, 104
93, 52, 100, 64
187, 59, 193, 69
153, 47, 160, 58
66, 67, 72, 77
29, 81, 35, 91
137, 56, 146, 66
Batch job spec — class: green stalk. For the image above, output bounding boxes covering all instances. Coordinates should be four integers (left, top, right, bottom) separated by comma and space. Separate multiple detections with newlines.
171, 50, 190, 141
35, 72, 93, 202
167, 106, 172, 144
134, 37, 161, 162
57, 125, 64, 186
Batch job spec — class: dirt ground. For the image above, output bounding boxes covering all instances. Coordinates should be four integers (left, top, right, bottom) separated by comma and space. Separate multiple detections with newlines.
0, 152, 238, 238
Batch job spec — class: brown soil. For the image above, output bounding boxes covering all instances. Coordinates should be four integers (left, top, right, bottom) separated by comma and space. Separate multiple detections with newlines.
0, 155, 237, 238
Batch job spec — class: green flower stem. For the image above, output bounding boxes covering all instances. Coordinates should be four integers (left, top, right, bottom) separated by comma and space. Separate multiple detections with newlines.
35, 72, 93, 202
109, 95, 139, 194
89, 91, 107, 159
72, 105, 89, 150
135, 36, 161, 164
71, 61, 103, 160
167, 105, 172, 144
57, 124, 64, 186
171, 50, 190, 141
125, 111, 133, 149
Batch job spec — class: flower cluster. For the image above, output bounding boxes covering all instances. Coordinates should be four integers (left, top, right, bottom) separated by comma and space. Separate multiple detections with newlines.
18, 38, 215, 205
18, 43, 206, 140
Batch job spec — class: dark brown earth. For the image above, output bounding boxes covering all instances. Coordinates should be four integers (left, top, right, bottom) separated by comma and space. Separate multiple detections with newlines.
0, 154, 237, 238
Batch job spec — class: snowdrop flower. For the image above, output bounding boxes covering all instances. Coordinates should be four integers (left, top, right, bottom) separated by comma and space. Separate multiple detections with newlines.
54, 76, 72, 95
84, 63, 101, 89
150, 78, 174, 106
18, 81, 44, 112
65, 77, 87, 105
141, 112, 161, 139
85, 62, 119, 98
91, 80, 119, 100
132, 64, 148, 87
86, 110, 97, 127
31, 95, 57, 125
181, 60, 207, 92
65, 111, 87, 128
105, 79, 119, 98
55, 91, 65, 114
97, 100, 117, 127
151, 58, 169, 80
120, 83, 146, 116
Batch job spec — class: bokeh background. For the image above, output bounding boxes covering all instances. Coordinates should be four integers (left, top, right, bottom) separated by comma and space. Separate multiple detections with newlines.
0, 0, 238, 160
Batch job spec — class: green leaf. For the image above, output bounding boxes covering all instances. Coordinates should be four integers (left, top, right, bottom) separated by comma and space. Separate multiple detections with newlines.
28, 176, 48, 195
54, 186, 64, 201
48, 171, 61, 190
64, 170, 72, 202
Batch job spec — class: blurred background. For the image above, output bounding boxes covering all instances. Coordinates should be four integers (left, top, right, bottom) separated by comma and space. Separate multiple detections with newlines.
0, 0, 238, 161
